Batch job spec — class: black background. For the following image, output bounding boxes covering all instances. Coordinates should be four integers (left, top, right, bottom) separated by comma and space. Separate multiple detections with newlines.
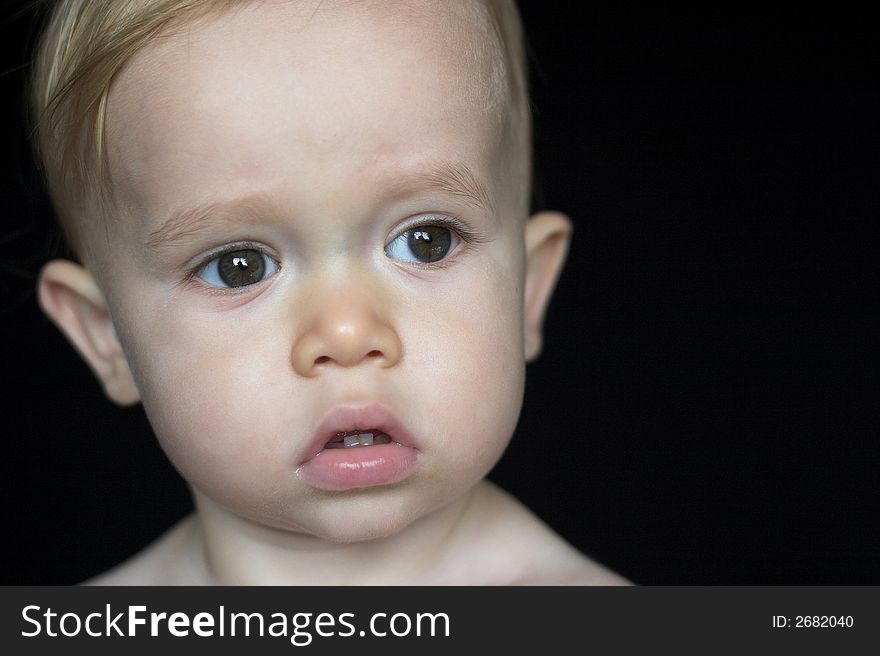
1, 3, 877, 584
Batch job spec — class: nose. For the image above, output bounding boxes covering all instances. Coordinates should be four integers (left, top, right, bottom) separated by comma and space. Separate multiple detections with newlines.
291, 285, 403, 377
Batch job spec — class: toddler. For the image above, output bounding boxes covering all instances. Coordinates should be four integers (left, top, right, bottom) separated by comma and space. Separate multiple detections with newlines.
32, 0, 627, 584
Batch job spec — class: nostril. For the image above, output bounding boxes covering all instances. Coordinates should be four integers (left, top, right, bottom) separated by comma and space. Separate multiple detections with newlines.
315, 356, 331, 364
367, 350, 382, 358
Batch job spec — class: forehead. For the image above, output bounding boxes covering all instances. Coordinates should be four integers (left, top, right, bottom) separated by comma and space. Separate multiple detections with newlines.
105, 0, 506, 225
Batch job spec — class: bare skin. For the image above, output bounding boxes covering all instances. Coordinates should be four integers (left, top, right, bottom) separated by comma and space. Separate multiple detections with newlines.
85, 481, 628, 585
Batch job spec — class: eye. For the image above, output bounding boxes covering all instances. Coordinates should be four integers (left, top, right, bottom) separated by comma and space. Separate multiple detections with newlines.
385, 224, 461, 264
196, 248, 280, 289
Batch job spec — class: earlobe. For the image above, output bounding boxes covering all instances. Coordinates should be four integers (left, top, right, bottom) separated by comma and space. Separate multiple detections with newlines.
37, 260, 140, 406
523, 211, 573, 362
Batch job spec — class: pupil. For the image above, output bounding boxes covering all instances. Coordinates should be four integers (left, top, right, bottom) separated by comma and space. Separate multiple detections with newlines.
218, 250, 266, 287
407, 226, 451, 263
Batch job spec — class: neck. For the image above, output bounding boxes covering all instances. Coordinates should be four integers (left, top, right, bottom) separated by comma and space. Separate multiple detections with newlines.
188, 487, 480, 585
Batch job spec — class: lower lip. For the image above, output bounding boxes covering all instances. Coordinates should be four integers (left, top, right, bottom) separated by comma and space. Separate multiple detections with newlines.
296, 443, 419, 491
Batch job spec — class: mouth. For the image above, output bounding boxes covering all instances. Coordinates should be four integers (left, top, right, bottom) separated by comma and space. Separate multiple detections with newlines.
323, 429, 394, 449
296, 404, 420, 491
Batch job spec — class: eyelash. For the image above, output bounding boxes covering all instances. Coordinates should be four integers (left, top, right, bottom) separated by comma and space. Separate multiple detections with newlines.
181, 214, 487, 293
182, 240, 278, 296
386, 214, 488, 269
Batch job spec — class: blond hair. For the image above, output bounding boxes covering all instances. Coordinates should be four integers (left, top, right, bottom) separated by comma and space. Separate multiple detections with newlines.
30, 0, 530, 256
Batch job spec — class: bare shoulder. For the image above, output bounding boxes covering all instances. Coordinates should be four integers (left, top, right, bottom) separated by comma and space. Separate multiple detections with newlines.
81, 514, 205, 586
458, 481, 631, 586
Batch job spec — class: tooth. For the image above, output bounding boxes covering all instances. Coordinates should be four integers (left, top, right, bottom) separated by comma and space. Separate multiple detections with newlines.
358, 433, 375, 445
344, 435, 360, 447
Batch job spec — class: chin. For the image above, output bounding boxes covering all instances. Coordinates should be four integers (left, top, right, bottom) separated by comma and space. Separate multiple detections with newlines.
314, 495, 428, 543
251, 484, 432, 544
315, 520, 409, 544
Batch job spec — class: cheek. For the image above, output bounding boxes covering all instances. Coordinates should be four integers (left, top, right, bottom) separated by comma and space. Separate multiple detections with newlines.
400, 258, 526, 475
117, 303, 294, 498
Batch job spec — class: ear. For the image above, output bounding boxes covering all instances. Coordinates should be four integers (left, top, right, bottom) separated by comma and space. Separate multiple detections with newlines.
523, 211, 573, 362
37, 260, 140, 406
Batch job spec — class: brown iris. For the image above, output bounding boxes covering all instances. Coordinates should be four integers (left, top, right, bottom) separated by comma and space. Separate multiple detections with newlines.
407, 226, 452, 263
217, 250, 266, 287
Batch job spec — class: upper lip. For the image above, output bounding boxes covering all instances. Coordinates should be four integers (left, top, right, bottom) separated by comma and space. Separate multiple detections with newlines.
298, 403, 418, 464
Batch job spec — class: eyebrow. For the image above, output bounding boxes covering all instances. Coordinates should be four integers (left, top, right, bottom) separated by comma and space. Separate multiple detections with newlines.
146, 161, 494, 252
146, 195, 279, 252
403, 161, 495, 214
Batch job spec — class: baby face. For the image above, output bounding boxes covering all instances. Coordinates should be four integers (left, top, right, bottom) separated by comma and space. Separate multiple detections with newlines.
97, 0, 527, 541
